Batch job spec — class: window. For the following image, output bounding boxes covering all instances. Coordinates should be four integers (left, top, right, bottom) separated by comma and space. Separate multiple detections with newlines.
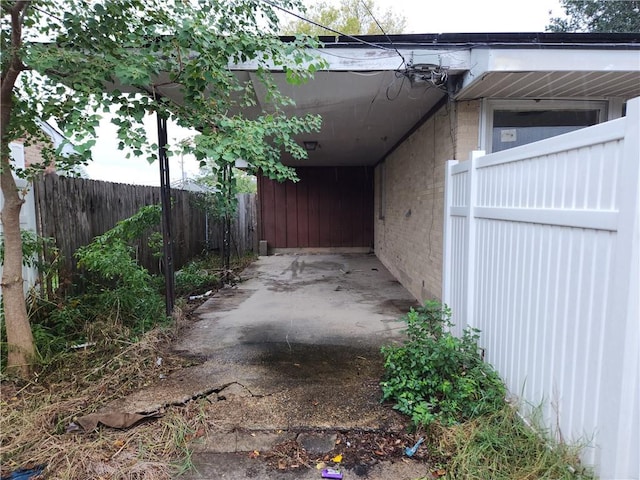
483, 100, 607, 153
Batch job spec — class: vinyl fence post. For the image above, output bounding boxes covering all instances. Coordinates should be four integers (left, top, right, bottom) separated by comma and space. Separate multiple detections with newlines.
465, 150, 484, 331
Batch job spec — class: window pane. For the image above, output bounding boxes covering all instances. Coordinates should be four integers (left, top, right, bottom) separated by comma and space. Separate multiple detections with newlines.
492, 110, 599, 152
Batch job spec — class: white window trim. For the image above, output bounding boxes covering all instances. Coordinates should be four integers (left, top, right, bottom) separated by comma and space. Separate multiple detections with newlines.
480, 99, 608, 153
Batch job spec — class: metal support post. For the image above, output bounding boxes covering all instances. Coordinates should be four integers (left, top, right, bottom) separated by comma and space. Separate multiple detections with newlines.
157, 113, 175, 315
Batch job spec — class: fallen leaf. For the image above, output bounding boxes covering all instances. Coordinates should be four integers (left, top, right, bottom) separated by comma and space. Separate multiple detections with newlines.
248, 450, 260, 458
316, 462, 327, 470
331, 454, 343, 463
113, 439, 125, 448
436, 469, 447, 476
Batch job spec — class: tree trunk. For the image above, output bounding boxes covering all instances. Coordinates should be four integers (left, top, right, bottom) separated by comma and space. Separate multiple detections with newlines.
0, 0, 35, 378
1, 155, 35, 378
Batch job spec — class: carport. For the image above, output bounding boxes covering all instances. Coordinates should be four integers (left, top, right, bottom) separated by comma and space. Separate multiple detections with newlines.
243, 36, 466, 251
154, 34, 469, 252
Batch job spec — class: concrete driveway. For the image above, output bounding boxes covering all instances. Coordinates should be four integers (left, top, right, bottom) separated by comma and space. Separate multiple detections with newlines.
107, 254, 430, 479
174, 253, 418, 355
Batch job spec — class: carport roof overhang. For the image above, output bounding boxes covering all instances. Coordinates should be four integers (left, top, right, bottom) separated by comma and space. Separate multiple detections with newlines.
455, 46, 640, 100
153, 33, 640, 167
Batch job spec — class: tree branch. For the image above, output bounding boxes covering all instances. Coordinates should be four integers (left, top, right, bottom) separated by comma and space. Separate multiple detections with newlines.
31, 4, 63, 24
1, 1, 30, 143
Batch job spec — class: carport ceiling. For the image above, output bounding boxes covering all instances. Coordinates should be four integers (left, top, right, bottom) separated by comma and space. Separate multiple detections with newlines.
156, 69, 449, 167
243, 70, 447, 167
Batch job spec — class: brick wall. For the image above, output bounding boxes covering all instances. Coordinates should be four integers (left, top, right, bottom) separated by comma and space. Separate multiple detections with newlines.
12, 137, 54, 173
374, 100, 480, 303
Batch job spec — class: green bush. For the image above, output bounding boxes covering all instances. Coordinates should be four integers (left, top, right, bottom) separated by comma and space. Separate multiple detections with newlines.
175, 261, 220, 297
381, 301, 506, 427
66, 206, 165, 333
40, 207, 165, 349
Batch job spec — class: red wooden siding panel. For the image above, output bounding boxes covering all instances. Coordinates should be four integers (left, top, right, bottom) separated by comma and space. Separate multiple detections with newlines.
273, 177, 287, 247
259, 176, 276, 246
296, 179, 309, 247
285, 181, 298, 247
306, 170, 321, 247
259, 167, 373, 249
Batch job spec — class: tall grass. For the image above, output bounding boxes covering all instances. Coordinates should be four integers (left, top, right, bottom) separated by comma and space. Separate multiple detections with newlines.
432, 405, 594, 479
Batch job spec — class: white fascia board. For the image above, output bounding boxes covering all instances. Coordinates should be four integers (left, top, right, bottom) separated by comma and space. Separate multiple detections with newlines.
230, 47, 470, 72
461, 48, 640, 91
37, 119, 78, 156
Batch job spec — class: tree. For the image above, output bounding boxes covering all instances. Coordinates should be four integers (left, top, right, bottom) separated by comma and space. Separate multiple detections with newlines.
547, 0, 640, 32
281, 0, 407, 36
1, 0, 323, 377
195, 167, 257, 194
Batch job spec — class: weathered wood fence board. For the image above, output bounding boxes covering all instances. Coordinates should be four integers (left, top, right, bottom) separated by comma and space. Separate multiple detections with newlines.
33, 175, 256, 284
202, 193, 258, 257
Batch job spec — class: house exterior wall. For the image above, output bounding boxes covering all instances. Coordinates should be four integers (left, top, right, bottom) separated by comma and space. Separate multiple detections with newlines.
259, 167, 374, 251
24, 142, 46, 169
374, 100, 480, 302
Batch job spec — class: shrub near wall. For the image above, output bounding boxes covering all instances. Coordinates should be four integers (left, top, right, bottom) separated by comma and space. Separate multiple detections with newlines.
380, 302, 505, 427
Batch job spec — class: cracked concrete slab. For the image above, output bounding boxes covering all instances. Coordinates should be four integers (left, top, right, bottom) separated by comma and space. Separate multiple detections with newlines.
101, 254, 428, 479
184, 452, 431, 480
297, 432, 338, 455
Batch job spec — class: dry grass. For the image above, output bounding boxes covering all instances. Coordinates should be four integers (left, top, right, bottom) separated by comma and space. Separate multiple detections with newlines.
428, 405, 594, 480
1, 253, 256, 479
1, 320, 207, 480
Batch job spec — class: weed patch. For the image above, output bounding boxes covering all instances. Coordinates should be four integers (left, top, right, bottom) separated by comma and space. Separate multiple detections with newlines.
1, 246, 255, 479
0, 327, 207, 479
381, 302, 594, 478
431, 405, 594, 479
381, 301, 505, 427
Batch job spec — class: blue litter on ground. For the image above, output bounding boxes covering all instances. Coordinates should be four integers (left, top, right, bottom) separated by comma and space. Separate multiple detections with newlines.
404, 437, 425, 457
1, 465, 45, 480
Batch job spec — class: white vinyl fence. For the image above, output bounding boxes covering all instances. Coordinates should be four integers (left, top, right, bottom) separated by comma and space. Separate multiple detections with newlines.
443, 97, 639, 480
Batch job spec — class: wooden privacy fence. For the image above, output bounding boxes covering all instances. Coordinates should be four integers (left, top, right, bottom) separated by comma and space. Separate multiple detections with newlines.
205, 193, 258, 258
443, 97, 639, 480
33, 175, 257, 287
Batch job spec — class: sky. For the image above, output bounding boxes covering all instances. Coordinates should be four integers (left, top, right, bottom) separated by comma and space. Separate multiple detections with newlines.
85, 0, 565, 187
376, 0, 563, 34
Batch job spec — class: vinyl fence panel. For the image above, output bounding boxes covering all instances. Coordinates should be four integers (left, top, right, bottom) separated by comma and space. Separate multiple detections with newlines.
443, 97, 639, 479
